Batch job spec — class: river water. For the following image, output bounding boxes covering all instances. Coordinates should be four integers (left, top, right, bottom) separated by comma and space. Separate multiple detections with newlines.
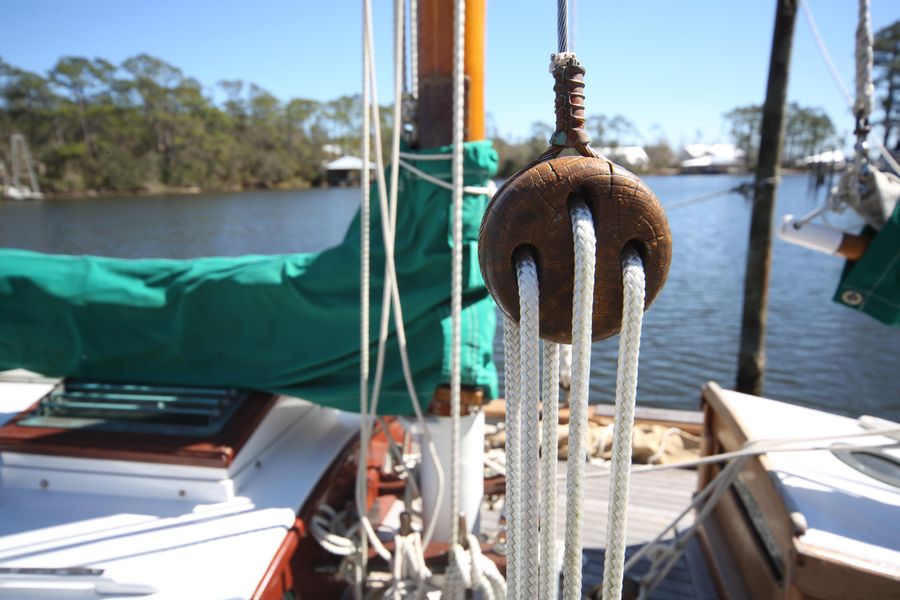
1, 175, 897, 419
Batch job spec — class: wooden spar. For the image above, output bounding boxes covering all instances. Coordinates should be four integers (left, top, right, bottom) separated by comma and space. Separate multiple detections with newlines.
736, 0, 798, 396
415, 0, 486, 148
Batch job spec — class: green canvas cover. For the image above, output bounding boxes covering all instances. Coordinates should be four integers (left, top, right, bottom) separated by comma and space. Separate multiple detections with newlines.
0, 141, 499, 415
833, 202, 900, 327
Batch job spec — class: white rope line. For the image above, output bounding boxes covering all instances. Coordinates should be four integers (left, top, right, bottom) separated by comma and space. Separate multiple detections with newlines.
799, 0, 900, 175
397, 158, 494, 195
600, 247, 645, 600
443, 535, 507, 600
362, 0, 444, 555
565, 425, 900, 480
398, 151, 453, 161
409, 0, 419, 100
386, 530, 432, 599
356, 0, 373, 585
562, 200, 596, 600
540, 341, 560, 600
503, 316, 522, 600
449, 0, 467, 554
517, 253, 542, 598
854, 0, 873, 122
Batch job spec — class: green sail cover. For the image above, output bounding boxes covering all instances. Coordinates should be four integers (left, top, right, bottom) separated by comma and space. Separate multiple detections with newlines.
833, 202, 900, 327
0, 141, 499, 415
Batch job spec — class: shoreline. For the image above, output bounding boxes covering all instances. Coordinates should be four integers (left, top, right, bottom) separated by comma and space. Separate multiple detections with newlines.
25, 169, 817, 201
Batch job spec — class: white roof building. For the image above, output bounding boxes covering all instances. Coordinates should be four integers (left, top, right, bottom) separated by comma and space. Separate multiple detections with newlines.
680, 143, 743, 172
597, 146, 650, 169
797, 149, 846, 168
324, 156, 376, 171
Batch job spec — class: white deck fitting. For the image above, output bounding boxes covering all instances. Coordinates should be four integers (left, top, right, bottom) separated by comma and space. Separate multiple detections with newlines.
716, 389, 900, 576
0, 377, 359, 599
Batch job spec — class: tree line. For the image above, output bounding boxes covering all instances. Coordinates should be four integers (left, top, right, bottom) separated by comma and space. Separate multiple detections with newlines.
0, 54, 386, 194
1, 19, 896, 194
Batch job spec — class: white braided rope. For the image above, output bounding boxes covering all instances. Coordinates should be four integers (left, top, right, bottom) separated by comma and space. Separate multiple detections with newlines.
357, 0, 373, 583
854, 0, 873, 122
442, 535, 507, 600
540, 341, 560, 600
409, 0, 419, 100
562, 201, 596, 600
363, 0, 444, 555
386, 531, 431, 600
397, 158, 494, 196
502, 316, 521, 600
600, 247, 646, 600
516, 253, 541, 598
449, 0, 466, 552
799, 0, 900, 175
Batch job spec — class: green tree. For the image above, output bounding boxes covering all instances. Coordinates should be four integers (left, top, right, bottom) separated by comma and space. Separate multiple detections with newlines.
874, 20, 900, 150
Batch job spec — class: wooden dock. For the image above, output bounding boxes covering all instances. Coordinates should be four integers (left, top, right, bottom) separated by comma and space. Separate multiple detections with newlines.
480, 462, 718, 599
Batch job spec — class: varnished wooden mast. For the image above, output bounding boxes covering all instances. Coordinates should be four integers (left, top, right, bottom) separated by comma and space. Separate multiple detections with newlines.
415, 0, 486, 147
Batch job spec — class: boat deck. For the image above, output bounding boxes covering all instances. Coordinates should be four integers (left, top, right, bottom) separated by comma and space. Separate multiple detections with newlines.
481, 462, 718, 599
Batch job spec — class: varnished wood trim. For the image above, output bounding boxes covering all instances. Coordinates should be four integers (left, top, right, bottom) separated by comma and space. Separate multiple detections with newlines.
0, 390, 278, 467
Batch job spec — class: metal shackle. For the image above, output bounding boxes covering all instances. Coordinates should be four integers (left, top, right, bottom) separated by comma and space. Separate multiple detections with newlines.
477, 155, 672, 344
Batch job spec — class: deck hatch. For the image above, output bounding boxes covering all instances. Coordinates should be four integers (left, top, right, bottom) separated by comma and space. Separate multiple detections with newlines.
18, 380, 247, 436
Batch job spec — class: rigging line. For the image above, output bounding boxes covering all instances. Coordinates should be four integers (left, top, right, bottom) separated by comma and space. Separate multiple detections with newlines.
799, 0, 900, 175
562, 201, 596, 600
563, 426, 900, 480
410, 0, 419, 100
357, 0, 373, 585
363, 0, 444, 552
539, 341, 560, 600
600, 247, 646, 600
516, 253, 541, 598
449, 0, 467, 550
397, 159, 493, 195
557, 0, 569, 54
502, 316, 522, 600
662, 184, 749, 212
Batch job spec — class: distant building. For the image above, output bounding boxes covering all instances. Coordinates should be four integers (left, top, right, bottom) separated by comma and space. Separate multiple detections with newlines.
324, 156, 376, 187
597, 146, 650, 170
679, 143, 743, 174
796, 149, 846, 170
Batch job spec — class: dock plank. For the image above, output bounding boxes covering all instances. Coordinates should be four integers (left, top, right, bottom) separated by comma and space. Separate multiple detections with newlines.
480, 462, 717, 598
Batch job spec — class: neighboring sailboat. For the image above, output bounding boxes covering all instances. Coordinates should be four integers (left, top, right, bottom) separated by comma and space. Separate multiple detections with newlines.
3, 134, 43, 201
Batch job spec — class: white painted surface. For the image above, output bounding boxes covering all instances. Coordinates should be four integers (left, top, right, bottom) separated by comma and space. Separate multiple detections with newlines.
716, 388, 900, 574
779, 215, 845, 256
0, 380, 360, 599
418, 411, 485, 542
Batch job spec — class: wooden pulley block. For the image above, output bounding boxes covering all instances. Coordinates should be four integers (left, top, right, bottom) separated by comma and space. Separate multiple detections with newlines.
477, 155, 672, 344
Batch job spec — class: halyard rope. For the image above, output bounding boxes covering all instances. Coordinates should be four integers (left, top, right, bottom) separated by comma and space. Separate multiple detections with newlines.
334, 2, 446, 586
504, 203, 648, 600
449, 0, 466, 556
364, 0, 444, 554
503, 316, 522, 600
601, 246, 646, 600
562, 200, 596, 600
540, 341, 560, 600
357, 0, 373, 588
517, 253, 542, 598
854, 0, 873, 126
799, 0, 900, 175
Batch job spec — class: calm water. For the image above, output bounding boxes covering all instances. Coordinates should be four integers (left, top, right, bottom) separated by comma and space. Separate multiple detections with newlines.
1, 177, 898, 419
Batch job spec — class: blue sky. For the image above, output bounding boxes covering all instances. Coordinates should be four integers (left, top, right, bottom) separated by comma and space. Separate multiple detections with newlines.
3, 1, 898, 147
